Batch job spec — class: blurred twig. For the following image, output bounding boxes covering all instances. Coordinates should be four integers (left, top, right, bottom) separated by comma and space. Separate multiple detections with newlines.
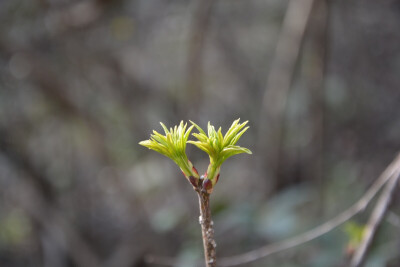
257, 0, 315, 193
145, 153, 400, 266
304, 0, 329, 214
350, 162, 400, 267
185, 0, 214, 116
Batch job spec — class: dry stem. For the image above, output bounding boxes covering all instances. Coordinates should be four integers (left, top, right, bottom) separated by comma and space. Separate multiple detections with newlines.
198, 190, 217, 267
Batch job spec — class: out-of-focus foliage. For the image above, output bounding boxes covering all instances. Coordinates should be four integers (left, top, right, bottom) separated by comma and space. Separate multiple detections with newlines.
344, 221, 366, 254
0, 0, 400, 266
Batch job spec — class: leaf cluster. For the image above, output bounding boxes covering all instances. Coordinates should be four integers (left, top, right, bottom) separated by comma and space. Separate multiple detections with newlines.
139, 119, 251, 192
139, 121, 194, 174
188, 119, 252, 166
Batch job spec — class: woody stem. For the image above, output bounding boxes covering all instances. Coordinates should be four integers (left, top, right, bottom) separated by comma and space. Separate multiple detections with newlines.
197, 190, 217, 267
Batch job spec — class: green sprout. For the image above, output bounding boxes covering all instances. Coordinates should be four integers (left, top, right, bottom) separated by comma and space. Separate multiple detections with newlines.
139, 121, 200, 187
188, 119, 252, 193
139, 119, 251, 193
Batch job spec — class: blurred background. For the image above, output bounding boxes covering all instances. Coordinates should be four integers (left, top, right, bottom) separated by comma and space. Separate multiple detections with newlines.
1, 0, 400, 266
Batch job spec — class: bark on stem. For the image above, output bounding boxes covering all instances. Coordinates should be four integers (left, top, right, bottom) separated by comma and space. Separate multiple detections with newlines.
197, 190, 217, 267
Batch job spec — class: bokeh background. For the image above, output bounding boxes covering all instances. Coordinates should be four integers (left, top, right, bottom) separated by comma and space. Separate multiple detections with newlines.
1, 0, 400, 266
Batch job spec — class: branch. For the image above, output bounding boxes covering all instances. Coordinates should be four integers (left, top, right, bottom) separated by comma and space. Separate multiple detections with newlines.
198, 190, 217, 267
350, 163, 400, 267
144, 153, 400, 267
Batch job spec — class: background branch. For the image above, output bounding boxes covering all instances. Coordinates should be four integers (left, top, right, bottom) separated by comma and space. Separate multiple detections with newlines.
256, 0, 316, 194
350, 162, 400, 267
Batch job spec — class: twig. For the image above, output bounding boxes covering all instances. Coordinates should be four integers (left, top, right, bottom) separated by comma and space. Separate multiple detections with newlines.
350, 164, 400, 267
144, 153, 400, 266
198, 190, 217, 267
305, 0, 329, 215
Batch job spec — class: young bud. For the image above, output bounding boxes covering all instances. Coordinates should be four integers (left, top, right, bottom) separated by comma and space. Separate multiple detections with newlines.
205, 164, 220, 186
189, 176, 198, 187
202, 178, 213, 193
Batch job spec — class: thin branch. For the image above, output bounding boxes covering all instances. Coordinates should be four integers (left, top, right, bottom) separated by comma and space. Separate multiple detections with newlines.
144, 153, 400, 267
350, 164, 400, 267
198, 190, 217, 267
305, 0, 329, 215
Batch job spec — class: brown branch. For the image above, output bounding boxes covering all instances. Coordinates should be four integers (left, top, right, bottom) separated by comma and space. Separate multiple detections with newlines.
198, 190, 217, 267
350, 164, 400, 267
